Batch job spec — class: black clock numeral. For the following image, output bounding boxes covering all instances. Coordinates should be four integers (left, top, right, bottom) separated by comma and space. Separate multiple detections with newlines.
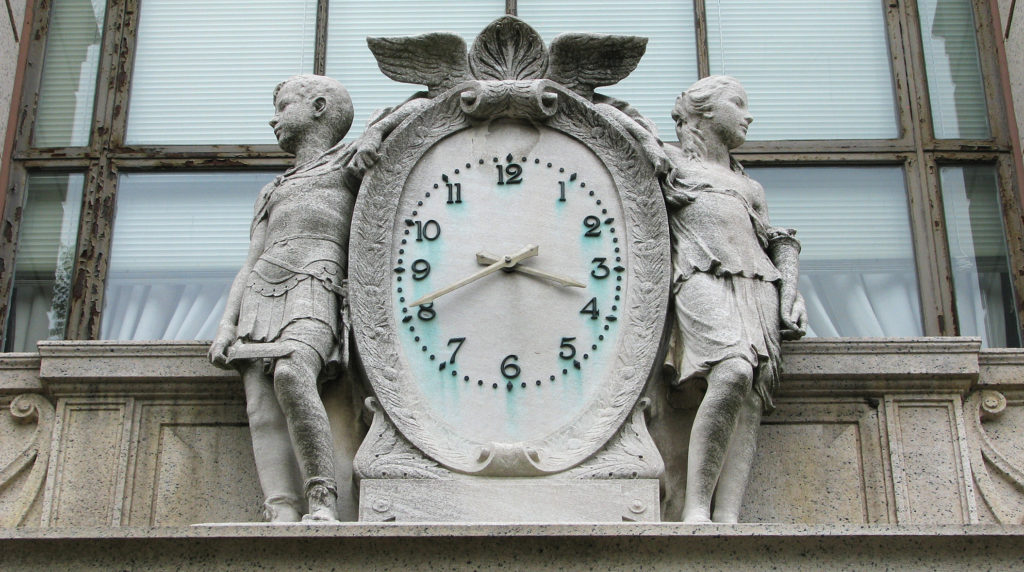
447, 337, 466, 363
559, 337, 577, 360
580, 297, 600, 320
583, 215, 602, 237
501, 354, 521, 379
590, 257, 610, 279
411, 259, 431, 281
418, 303, 436, 321
446, 183, 462, 204
496, 163, 523, 185
415, 219, 441, 241
558, 181, 567, 202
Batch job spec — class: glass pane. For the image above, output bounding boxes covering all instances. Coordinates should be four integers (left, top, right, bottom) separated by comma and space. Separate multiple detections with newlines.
325, 0, 501, 139
707, 0, 899, 140
751, 166, 924, 337
940, 166, 1019, 347
5, 173, 84, 352
33, 0, 106, 147
100, 172, 273, 340
519, 0, 698, 139
918, 0, 991, 139
125, 0, 316, 144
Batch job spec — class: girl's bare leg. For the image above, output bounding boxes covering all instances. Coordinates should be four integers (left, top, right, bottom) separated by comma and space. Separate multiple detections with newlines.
681, 357, 754, 523
711, 390, 763, 523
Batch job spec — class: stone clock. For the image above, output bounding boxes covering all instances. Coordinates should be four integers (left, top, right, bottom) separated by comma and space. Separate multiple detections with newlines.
349, 17, 669, 481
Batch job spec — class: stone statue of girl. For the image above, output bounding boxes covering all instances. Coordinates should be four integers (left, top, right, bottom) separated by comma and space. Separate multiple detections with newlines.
661, 75, 807, 523
209, 74, 375, 523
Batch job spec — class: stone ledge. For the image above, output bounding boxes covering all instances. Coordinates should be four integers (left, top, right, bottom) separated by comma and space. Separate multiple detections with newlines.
0, 524, 1021, 571
3, 338, 1020, 398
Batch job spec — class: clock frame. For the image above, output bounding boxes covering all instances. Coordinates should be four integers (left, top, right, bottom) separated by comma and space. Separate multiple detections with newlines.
350, 80, 668, 476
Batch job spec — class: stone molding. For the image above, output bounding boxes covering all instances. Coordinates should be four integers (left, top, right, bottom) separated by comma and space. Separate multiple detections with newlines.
1, 524, 1023, 571
0, 338, 1022, 528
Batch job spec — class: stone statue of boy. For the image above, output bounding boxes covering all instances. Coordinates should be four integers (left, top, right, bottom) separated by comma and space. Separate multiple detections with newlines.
209, 74, 365, 523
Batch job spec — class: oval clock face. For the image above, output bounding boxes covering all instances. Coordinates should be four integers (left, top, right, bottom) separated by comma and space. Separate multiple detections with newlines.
391, 120, 626, 444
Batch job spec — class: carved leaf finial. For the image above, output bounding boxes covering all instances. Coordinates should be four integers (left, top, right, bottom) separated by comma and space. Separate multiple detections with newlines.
468, 16, 549, 81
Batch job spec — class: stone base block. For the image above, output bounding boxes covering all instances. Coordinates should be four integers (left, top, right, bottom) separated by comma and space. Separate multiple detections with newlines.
358, 478, 660, 522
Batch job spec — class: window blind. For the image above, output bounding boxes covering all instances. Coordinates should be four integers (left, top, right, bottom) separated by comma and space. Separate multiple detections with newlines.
125, 0, 316, 144
7, 174, 84, 351
706, 0, 899, 140
940, 165, 1018, 347
325, 0, 502, 139
101, 172, 272, 340
518, 0, 698, 139
752, 166, 924, 337
918, 0, 991, 139
33, 0, 106, 148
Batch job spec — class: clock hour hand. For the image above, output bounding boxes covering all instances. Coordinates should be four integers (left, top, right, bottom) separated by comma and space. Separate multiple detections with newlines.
475, 251, 585, 288
408, 244, 539, 307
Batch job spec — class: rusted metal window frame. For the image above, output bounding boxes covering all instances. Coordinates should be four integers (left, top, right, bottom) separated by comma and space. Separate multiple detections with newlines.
0, 0, 1022, 346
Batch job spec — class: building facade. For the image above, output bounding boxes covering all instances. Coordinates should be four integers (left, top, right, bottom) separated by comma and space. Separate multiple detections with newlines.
1, 1, 1024, 568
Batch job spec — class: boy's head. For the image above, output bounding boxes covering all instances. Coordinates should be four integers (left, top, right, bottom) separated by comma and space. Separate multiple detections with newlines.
270, 74, 354, 152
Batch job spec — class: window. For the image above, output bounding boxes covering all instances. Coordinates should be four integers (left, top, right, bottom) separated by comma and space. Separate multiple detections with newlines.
2, 0, 1021, 349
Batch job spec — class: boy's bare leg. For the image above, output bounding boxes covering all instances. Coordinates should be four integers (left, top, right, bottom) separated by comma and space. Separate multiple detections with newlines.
242, 363, 304, 522
710, 390, 763, 523
681, 357, 754, 524
272, 345, 339, 522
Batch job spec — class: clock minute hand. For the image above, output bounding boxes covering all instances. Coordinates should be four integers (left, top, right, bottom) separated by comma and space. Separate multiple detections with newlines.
475, 251, 585, 288
408, 244, 539, 307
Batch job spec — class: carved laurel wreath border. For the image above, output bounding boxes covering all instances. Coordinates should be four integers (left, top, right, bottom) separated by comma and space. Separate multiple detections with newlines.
350, 81, 669, 474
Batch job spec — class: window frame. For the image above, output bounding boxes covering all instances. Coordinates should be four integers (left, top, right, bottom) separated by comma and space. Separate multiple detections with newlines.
1, 0, 1022, 345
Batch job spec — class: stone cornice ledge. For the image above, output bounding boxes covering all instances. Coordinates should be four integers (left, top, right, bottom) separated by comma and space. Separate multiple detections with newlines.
779, 337, 981, 396
36, 341, 240, 398
0, 353, 43, 396
978, 348, 1024, 389
0, 524, 1021, 570
3, 338, 1006, 399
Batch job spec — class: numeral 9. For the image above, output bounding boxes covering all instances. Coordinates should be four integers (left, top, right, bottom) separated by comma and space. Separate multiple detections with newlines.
411, 259, 430, 280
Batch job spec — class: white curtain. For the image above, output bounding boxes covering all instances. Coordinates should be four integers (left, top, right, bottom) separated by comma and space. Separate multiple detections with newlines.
100, 172, 272, 340
755, 166, 925, 337
706, 0, 898, 140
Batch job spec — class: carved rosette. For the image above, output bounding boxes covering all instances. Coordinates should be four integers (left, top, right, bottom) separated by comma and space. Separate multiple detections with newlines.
350, 17, 668, 478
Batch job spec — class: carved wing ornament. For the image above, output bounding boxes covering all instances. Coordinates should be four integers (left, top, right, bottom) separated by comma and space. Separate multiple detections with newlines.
546, 33, 648, 99
367, 16, 648, 101
366, 32, 471, 97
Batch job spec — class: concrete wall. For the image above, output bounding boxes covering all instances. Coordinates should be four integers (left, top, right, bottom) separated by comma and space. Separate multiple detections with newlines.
1, 0, 27, 165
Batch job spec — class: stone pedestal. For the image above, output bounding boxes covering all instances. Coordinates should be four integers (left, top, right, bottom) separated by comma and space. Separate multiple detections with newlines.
358, 478, 660, 522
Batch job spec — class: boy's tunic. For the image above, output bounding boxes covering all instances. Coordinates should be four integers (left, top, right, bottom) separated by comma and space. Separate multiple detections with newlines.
235, 153, 354, 373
